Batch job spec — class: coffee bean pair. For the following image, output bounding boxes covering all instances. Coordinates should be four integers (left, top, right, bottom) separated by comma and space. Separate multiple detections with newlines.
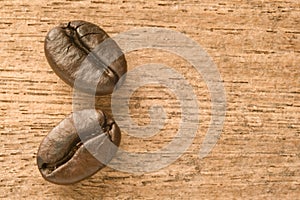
37, 21, 127, 184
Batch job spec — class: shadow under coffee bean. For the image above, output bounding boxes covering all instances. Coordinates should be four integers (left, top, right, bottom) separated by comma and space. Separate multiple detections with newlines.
44, 20, 127, 96
37, 109, 121, 185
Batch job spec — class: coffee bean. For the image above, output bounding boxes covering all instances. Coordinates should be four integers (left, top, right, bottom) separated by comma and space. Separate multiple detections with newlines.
37, 109, 121, 185
44, 21, 127, 96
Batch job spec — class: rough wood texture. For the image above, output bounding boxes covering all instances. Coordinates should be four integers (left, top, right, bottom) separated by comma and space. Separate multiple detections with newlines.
0, 0, 299, 199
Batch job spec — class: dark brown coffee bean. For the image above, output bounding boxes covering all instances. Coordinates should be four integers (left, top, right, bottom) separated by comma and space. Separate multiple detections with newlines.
44, 21, 127, 96
37, 109, 121, 185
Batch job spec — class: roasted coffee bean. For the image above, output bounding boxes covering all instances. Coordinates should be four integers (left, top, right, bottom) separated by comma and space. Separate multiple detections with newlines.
37, 109, 121, 185
44, 20, 127, 96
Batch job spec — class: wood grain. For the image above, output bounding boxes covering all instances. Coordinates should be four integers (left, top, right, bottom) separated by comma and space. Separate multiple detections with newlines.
0, 0, 299, 199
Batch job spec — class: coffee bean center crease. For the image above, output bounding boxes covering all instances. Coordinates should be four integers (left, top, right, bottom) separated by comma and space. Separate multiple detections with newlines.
64, 22, 119, 82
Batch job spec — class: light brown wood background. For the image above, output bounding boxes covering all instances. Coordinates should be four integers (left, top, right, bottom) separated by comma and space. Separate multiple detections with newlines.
0, 0, 299, 199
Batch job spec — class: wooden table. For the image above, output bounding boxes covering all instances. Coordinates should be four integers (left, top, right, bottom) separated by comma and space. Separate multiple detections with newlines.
0, 0, 299, 199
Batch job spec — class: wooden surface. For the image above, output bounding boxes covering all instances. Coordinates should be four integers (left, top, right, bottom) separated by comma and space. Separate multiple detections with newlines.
0, 0, 299, 199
